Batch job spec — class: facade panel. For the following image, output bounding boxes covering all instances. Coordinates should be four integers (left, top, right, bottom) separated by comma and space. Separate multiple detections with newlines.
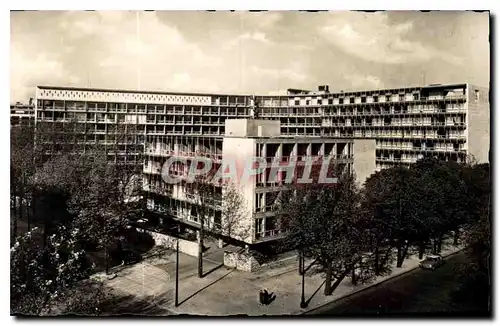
32, 83, 490, 245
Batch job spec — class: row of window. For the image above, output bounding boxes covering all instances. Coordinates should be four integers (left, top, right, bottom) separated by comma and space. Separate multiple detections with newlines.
294, 94, 422, 106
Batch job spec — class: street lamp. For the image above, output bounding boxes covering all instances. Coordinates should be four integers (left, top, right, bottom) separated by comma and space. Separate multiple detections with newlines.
300, 250, 308, 308
175, 223, 180, 307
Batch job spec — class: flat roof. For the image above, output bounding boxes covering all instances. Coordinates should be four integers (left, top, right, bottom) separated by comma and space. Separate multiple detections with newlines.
421, 83, 468, 90
36, 82, 471, 99
37, 85, 251, 98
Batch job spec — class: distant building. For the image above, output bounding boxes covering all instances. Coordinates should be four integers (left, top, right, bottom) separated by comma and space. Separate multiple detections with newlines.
10, 100, 34, 127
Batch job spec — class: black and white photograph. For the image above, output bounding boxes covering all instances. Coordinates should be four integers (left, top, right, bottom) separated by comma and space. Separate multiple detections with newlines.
9, 9, 491, 317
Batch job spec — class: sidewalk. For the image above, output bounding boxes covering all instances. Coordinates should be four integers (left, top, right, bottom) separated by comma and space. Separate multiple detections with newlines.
103, 239, 464, 316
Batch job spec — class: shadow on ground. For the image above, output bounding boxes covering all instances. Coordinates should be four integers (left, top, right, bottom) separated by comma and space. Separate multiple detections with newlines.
99, 290, 173, 316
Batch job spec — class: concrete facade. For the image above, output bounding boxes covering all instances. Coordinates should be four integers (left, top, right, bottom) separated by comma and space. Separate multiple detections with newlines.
352, 139, 377, 186
466, 84, 490, 164
34, 83, 489, 169
32, 83, 490, 246
145, 119, 373, 245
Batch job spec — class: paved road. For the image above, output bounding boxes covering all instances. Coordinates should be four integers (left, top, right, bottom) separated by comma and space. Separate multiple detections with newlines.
306, 252, 490, 317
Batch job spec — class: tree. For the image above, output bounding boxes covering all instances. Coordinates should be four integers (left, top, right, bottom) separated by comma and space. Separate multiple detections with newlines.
362, 166, 418, 269
450, 169, 491, 314
11, 227, 94, 315
280, 170, 365, 295
409, 158, 469, 254
183, 172, 251, 277
69, 151, 142, 273
11, 124, 37, 242
184, 174, 219, 278
29, 153, 83, 245
219, 181, 251, 243
11, 120, 83, 243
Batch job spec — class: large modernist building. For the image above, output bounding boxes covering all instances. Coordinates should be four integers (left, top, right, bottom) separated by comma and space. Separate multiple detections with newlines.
143, 118, 376, 244
33, 82, 490, 245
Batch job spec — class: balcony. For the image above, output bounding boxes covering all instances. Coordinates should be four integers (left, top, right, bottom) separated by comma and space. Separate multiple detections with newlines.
263, 155, 352, 165
255, 229, 285, 241
144, 148, 223, 162
143, 184, 171, 196
143, 165, 162, 174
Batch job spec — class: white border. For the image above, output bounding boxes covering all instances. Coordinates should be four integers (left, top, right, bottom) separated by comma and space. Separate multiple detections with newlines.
2, 2, 497, 326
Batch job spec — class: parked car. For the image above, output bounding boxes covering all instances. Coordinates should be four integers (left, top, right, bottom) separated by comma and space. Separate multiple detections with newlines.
419, 254, 444, 270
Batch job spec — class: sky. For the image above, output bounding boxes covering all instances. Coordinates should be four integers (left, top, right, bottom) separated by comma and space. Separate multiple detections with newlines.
10, 10, 490, 102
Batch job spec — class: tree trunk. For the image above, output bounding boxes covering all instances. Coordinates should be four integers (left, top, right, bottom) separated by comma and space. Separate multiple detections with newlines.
105, 245, 109, 275
27, 190, 31, 231
15, 184, 21, 221
19, 183, 24, 221
453, 229, 459, 246
198, 226, 204, 278
298, 251, 303, 275
43, 222, 48, 247
380, 246, 392, 270
374, 245, 380, 275
396, 246, 403, 267
32, 189, 37, 226
437, 233, 443, 253
396, 241, 409, 268
12, 216, 18, 245
351, 264, 357, 286
402, 241, 409, 261
324, 260, 333, 295
432, 238, 438, 254
418, 240, 425, 259
11, 184, 17, 245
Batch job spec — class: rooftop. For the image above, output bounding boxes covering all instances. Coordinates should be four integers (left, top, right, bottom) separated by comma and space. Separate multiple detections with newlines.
36, 82, 471, 99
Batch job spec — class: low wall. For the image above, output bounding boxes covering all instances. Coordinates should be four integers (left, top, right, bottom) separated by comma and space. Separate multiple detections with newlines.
224, 250, 299, 273
136, 228, 199, 258
223, 251, 260, 272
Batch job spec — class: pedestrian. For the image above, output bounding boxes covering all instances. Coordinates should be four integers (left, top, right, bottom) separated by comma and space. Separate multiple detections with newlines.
263, 288, 269, 305
259, 289, 265, 305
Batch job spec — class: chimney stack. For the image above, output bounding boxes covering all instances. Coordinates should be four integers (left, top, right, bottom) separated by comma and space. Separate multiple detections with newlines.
318, 85, 330, 93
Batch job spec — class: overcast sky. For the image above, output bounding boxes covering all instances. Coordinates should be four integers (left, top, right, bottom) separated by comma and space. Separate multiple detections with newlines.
10, 10, 489, 102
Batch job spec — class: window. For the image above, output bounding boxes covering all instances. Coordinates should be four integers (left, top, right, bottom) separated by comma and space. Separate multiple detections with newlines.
373, 96, 378, 103
361, 97, 366, 103
339, 98, 344, 105
306, 100, 310, 105
328, 99, 333, 105
255, 193, 264, 212
255, 219, 263, 236
318, 99, 322, 105
475, 89, 480, 101
294, 100, 300, 106
399, 95, 405, 101
349, 98, 354, 104
214, 211, 222, 230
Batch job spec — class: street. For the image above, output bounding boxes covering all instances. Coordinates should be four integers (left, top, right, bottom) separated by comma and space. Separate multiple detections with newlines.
306, 252, 490, 317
